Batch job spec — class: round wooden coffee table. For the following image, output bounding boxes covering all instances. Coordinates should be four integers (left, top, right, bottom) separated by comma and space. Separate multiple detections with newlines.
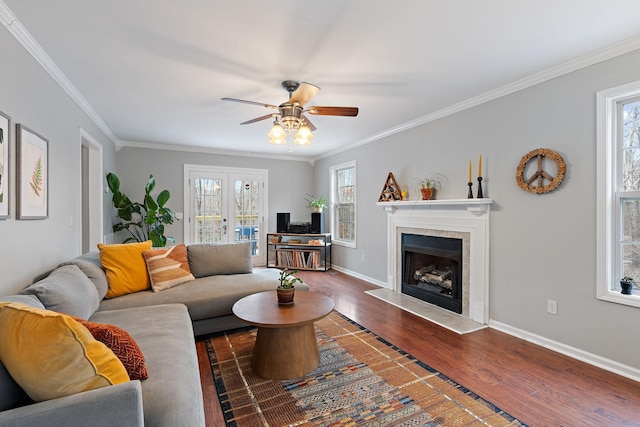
232, 290, 334, 380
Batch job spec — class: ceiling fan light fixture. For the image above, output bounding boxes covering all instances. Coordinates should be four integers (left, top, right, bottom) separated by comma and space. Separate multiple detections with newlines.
295, 125, 313, 139
294, 137, 312, 146
267, 123, 285, 139
269, 137, 287, 145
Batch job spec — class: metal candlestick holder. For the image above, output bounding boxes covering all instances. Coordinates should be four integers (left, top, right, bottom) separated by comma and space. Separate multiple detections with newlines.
477, 177, 484, 198
467, 182, 473, 199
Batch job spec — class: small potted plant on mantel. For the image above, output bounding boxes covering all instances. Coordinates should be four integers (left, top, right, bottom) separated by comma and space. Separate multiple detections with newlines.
417, 173, 444, 200
277, 269, 303, 305
620, 276, 634, 295
305, 194, 327, 213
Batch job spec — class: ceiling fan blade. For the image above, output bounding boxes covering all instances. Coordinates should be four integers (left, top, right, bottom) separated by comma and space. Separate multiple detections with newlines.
240, 113, 276, 125
289, 82, 320, 106
221, 97, 278, 109
306, 106, 359, 117
302, 115, 317, 131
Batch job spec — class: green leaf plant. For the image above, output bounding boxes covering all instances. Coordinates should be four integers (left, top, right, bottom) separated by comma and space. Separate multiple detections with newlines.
278, 268, 303, 289
106, 172, 177, 247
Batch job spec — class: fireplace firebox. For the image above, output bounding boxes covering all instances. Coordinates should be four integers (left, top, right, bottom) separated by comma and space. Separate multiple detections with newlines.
401, 233, 462, 314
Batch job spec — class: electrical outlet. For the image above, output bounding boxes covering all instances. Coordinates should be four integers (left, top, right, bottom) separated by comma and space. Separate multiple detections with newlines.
361, 254, 365, 262
547, 299, 558, 315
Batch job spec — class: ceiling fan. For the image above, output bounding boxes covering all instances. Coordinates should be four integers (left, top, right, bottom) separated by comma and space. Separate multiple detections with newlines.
221, 80, 358, 147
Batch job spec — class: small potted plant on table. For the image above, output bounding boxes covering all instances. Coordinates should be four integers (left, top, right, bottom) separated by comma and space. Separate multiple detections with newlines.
277, 269, 303, 305
620, 276, 634, 295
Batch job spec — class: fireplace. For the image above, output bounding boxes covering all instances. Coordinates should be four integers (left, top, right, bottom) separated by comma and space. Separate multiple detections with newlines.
401, 234, 463, 314
375, 199, 492, 325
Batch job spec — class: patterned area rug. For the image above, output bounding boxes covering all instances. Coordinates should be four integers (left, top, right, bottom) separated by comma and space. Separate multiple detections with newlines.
205, 311, 526, 427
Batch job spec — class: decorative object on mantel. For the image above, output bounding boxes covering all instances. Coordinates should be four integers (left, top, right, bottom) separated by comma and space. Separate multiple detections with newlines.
378, 172, 402, 202
620, 276, 634, 295
477, 154, 484, 198
467, 160, 474, 199
418, 173, 444, 200
516, 148, 566, 194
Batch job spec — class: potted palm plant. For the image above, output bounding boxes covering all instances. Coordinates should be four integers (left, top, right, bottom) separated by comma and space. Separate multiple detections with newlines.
620, 276, 634, 295
277, 269, 303, 305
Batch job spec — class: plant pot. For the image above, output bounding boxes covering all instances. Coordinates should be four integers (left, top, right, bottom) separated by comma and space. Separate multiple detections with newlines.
277, 286, 295, 305
420, 187, 435, 200
620, 281, 634, 295
312, 206, 323, 213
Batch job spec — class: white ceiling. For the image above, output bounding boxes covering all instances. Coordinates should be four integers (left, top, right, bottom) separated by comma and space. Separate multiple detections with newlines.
4, 1, 640, 160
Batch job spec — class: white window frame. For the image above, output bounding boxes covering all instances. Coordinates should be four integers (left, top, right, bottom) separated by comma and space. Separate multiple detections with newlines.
330, 160, 356, 248
596, 80, 640, 308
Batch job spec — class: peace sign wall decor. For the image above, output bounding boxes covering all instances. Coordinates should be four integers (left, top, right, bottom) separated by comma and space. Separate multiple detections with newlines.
515, 148, 566, 194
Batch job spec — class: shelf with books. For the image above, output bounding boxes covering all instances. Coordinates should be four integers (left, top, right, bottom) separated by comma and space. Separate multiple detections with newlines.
267, 233, 331, 271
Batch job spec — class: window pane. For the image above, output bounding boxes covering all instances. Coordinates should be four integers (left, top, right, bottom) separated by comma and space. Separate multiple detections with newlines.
194, 178, 222, 243
622, 243, 640, 282
337, 168, 355, 203
622, 100, 640, 190
622, 199, 640, 241
336, 204, 355, 241
234, 179, 260, 255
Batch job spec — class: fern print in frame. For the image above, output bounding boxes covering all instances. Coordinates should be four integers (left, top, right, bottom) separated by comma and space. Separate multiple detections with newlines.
0, 111, 9, 219
17, 124, 48, 219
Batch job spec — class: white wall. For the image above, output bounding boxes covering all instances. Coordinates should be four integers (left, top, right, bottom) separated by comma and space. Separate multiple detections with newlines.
0, 27, 116, 295
314, 48, 640, 372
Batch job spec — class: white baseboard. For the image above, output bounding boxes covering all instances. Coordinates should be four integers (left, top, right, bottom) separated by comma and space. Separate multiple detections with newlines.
330, 265, 388, 288
489, 319, 640, 383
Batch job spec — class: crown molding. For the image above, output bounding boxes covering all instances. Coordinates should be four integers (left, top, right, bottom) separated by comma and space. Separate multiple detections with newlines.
0, 1, 118, 145
314, 35, 640, 162
117, 139, 315, 164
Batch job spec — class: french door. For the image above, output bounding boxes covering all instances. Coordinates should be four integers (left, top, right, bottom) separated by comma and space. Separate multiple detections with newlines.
184, 165, 267, 265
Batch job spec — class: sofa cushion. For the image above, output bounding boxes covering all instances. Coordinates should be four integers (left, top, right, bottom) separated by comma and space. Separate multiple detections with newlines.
19, 264, 100, 320
142, 244, 195, 292
187, 242, 252, 278
0, 303, 129, 402
70, 316, 148, 381
98, 241, 152, 298
58, 252, 109, 300
0, 294, 45, 309
90, 304, 205, 427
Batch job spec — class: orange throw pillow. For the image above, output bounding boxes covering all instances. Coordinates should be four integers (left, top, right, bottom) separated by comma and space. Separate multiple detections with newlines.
70, 316, 148, 380
143, 244, 195, 292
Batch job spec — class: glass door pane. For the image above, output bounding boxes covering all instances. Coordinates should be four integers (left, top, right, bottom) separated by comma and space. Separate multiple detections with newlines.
233, 178, 261, 256
192, 176, 226, 244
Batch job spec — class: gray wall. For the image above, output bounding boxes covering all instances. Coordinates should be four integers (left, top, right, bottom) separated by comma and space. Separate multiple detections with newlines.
0, 27, 116, 294
314, 49, 640, 370
113, 147, 314, 243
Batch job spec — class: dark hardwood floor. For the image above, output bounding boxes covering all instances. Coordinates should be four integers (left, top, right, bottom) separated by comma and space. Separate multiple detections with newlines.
197, 269, 640, 426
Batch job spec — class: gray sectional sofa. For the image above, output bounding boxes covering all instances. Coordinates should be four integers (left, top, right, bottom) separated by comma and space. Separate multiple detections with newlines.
0, 242, 308, 426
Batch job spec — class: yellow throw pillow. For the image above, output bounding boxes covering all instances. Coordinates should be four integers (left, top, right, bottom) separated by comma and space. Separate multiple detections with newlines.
143, 244, 195, 292
98, 241, 152, 298
0, 303, 129, 402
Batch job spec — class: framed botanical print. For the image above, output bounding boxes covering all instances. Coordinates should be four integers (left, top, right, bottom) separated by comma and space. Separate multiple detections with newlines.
17, 124, 48, 219
0, 111, 9, 219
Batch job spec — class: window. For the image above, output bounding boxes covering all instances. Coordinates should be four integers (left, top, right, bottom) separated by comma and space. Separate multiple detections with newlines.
330, 161, 356, 247
597, 81, 640, 307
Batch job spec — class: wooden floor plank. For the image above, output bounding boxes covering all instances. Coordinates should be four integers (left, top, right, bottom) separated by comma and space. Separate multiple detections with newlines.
197, 269, 640, 426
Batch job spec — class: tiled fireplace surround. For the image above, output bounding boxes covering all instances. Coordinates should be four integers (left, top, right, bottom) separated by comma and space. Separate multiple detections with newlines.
372, 199, 492, 330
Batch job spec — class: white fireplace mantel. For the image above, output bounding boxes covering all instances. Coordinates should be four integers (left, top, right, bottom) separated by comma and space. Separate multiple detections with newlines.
377, 198, 492, 324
